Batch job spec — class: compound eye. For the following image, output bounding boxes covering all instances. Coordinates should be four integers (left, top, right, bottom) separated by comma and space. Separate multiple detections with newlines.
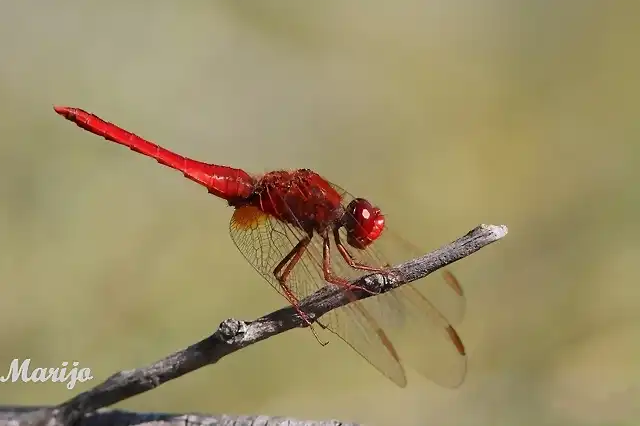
344, 198, 385, 249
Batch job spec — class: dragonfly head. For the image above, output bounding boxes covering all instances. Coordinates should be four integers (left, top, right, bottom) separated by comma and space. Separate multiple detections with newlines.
343, 198, 385, 249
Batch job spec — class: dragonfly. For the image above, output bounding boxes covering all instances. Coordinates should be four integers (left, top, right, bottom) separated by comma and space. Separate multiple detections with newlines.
53, 105, 468, 388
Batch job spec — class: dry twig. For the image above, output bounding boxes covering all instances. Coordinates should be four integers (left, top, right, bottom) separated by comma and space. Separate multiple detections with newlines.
2, 224, 508, 426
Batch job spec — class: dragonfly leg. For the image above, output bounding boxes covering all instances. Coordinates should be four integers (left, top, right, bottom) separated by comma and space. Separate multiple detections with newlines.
330, 228, 391, 295
322, 230, 379, 296
333, 228, 387, 273
274, 233, 329, 346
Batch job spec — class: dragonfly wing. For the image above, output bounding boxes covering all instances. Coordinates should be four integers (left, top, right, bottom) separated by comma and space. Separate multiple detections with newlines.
321, 298, 408, 387
327, 181, 468, 387
229, 204, 408, 387
382, 284, 467, 387
296, 229, 408, 387
229, 205, 316, 301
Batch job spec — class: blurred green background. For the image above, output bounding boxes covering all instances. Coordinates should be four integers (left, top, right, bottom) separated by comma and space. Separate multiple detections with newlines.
1, 1, 639, 425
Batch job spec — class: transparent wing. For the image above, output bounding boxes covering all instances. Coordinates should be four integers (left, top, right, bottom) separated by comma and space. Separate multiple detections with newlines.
229, 202, 408, 387
328, 181, 468, 388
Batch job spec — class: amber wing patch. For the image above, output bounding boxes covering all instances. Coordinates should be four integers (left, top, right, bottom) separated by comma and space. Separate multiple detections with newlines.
231, 205, 269, 229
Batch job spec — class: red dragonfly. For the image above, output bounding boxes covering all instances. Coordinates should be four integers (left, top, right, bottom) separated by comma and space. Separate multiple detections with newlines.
53, 105, 467, 388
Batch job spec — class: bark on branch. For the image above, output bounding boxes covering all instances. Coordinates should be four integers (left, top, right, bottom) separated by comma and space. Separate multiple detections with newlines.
3, 224, 508, 426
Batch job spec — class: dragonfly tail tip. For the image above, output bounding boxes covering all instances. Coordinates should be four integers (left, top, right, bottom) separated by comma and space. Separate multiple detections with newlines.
53, 105, 71, 116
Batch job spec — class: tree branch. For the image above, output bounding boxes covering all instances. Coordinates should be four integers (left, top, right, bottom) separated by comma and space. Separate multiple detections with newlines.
6, 224, 508, 426
0, 407, 358, 426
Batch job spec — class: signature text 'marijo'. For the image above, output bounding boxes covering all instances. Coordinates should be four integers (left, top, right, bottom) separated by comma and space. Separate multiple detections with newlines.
0, 359, 93, 390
